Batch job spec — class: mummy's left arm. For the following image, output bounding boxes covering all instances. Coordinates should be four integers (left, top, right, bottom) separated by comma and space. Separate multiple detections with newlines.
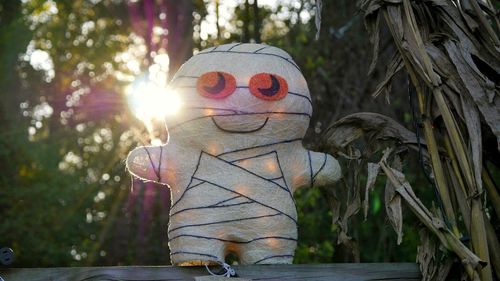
305, 150, 342, 188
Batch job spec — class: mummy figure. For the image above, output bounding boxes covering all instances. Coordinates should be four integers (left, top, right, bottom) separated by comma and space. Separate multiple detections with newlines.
126, 43, 341, 266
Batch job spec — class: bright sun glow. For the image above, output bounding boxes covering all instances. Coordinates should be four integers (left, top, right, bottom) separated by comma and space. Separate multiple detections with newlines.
126, 79, 182, 124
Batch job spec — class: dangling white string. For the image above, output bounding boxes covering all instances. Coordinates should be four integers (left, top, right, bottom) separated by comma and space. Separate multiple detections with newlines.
205, 260, 236, 278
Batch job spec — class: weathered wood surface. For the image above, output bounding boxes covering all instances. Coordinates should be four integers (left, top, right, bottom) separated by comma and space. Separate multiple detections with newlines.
0, 263, 420, 281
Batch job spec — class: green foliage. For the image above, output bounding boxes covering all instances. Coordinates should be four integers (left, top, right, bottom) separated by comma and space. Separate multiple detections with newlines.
294, 187, 335, 263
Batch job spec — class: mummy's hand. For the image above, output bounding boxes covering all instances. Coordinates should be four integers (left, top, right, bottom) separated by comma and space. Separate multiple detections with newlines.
126, 145, 167, 184
306, 150, 342, 188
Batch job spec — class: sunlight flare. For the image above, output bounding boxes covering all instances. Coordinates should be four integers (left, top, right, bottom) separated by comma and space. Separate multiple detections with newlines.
126, 79, 182, 125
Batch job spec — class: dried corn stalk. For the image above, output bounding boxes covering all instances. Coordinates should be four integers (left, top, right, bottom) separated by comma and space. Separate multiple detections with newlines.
323, 114, 487, 280
323, 0, 499, 280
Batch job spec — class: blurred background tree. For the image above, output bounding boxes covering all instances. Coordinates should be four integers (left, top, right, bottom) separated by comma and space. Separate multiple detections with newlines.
1, 0, 492, 268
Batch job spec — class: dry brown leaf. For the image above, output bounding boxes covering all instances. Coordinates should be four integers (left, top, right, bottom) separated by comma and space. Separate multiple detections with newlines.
444, 40, 500, 151
372, 53, 404, 98
340, 177, 361, 236
358, 0, 382, 17
384, 155, 403, 245
366, 11, 381, 75
364, 162, 381, 219
417, 228, 454, 281
332, 161, 362, 262
417, 228, 439, 281
323, 112, 423, 153
460, 94, 483, 192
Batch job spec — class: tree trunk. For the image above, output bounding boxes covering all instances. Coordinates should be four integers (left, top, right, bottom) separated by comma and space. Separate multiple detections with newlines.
165, 0, 193, 80
215, 0, 221, 41
253, 0, 260, 43
242, 0, 250, 42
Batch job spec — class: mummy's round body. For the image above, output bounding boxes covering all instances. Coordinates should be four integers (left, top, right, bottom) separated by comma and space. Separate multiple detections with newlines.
126, 43, 341, 266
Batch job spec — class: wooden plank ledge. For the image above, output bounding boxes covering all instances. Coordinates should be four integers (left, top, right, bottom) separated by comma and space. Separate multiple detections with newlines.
0, 263, 421, 281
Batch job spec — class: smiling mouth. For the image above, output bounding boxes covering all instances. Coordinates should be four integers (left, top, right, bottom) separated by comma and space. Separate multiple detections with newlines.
211, 115, 269, 133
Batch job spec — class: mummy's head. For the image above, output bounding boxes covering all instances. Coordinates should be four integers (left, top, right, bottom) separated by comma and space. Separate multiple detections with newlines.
166, 43, 312, 150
